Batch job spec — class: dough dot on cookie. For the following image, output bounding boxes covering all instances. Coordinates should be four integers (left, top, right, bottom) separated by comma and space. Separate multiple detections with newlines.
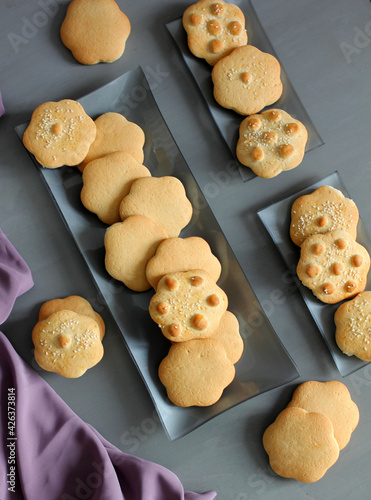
52, 123, 63, 135
264, 131, 278, 144
336, 238, 347, 250
323, 283, 335, 295
168, 324, 181, 337
353, 254, 363, 267
211, 2, 225, 15
312, 243, 325, 255
207, 294, 220, 307
192, 314, 208, 331
286, 122, 300, 135
165, 276, 179, 291
190, 13, 203, 25
209, 38, 224, 53
208, 19, 222, 35
228, 21, 242, 35
58, 333, 71, 349
317, 216, 329, 227
345, 281, 357, 293
241, 72, 253, 84
267, 110, 281, 122
251, 146, 264, 161
247, 118, 260, 129
190, 275, 204, 287
280, 144, 295, 158
157, 302, 169, 315
332, 263, 344, 276
306, 264, 320, 278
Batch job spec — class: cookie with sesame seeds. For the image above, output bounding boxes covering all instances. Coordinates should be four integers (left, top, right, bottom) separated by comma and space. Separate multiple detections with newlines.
290, 185, 359, 247
335, 291, 371, 361
211, 45, 283, 115
296, 230, 370, 304
182, 0, 248, 66
149, 269, 228, 342
32, 310, 104, 378
22, 99, 96, 168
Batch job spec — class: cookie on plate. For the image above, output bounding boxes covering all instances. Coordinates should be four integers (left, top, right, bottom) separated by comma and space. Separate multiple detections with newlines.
81, 151, 151, 225
182, 0, 248, 66
290, 185, 359, 246
212, 45, 283, 115
210, 310, 243, 364
23, 99, 96, 168
296, 230, 370, 304
149, 269, 228, 342
334, 291, 371, 361
158, 338, 235, 407
236, 109, 308, 179
60, 0, 131, 65
32, 310, 104, 378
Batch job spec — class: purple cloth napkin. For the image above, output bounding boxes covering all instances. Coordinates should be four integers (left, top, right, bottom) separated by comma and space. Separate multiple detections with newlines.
0, 91, 5, 117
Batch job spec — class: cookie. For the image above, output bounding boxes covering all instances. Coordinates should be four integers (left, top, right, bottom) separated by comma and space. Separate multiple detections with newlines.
38, 295, 105, 340
149, 269, 228, 342
158, 338, 235, 407
60, 0, 131, 65
146, 236, 222, 290
104, 215, 168, 292
182, 0, 248, 66
211, 45, 283, 115
119, 176, 193, 238
334, 291, 371, 361
211, 310, 243, 364
263, 406, 340, 483
286, 381, 359, 450
79, 112, 145, 171
296, 230, 370, 304
236, 109, 308, 179
290, 185, 359, 246
22, 99, 96, 168
80, 151, 151, 225
32, 310, 104, 378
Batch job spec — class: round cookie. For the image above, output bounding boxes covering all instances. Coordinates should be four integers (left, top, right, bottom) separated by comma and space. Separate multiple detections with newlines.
286, 381, 359, 450
236, 109, 308, 179
290, 185, 359, 246
334, 291, 371, 361
182, 0, 248, 66
60, 0, 131, 65
81, 151, 151, 225
149, 269, 228, 342
211, 45, 283, 115
158, 338, 235, 407
210, 310, 243, 364
79, 112, 145, 171
119, 176, 193, 238
146, 236, 222, 290
23, 99, 96, 168
104, 215, 168, 292
296, 230, 370, 304
263, 407, 340, 483
32, 310, 104, 378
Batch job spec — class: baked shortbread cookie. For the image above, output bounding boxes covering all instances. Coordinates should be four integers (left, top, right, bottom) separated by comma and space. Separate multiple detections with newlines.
263, 407, 340, 483
210, 310, 243, 364
290, 185, 359, 246
81, 151, 151, 225
149, 269, 228, 342
296, 230, 370, 304
236, 109, 308, 179
334, 291, 371, 361
182, 0, 248, 66
212, 45, 283, 115
79, 112, 145, 171
60, 0, 131, 65
32, 310, 104, 378
23, 99, 96, 168
158, 338, 235, 407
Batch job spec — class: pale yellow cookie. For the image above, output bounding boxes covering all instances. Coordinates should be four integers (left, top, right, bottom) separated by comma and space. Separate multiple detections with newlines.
80, 151, 151, 225
210, 310, 243, 364
212, 45, 283, 115
23, 99, 96, 168
60, 0, 131, 65
182, 0, 248, 66
236, 109, 308, 179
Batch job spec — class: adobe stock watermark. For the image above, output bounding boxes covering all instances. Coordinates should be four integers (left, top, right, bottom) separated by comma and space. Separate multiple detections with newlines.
340, 21, 371, 63
120, 409, 161, 453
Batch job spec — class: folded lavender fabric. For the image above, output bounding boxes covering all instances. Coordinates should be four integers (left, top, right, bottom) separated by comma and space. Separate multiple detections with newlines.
0, 91, 5, 117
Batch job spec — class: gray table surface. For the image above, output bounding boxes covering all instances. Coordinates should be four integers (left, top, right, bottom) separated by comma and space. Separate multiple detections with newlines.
1, 0, 371, 498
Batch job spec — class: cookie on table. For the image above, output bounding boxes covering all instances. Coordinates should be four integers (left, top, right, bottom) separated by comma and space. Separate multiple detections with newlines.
60, 0, 131, 65
119, 176, 193, 238
182, 0, 248, 66
158, 338, 235, 407
236, 109, 308, 179
104, 215, 168, 292
23, 99, 96, 168
290, 185, 359, 246
296, 230, 370, 304
211, 45, 283, 115
79, 112, 145, 171
334, 291, 371, 361
210, 310, 243, 364
80, 151, 151, 225
32, 310, 104, 378
263, 406, 340, 483
146, 236, 222, 290
38, 295, 105, 340
286, 381, 359, 450
149, 269, 228, 342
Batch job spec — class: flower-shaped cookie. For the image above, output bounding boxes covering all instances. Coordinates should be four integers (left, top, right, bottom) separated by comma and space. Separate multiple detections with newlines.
236, 109, 308, 178
182, 0, 248, 66
23, 99, 96, 168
